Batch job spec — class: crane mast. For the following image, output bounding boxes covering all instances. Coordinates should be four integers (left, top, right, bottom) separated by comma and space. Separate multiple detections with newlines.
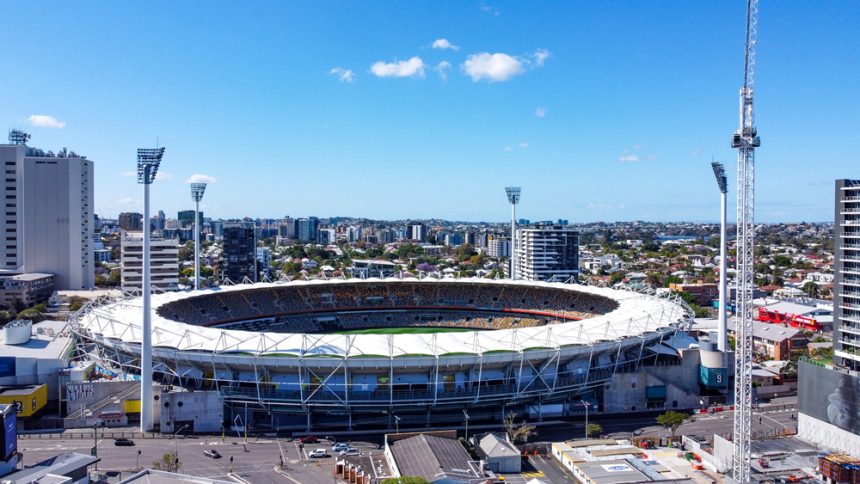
732, 0, 760, 482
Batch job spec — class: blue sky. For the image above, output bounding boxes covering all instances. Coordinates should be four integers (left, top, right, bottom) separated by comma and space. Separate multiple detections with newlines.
2, 1, 858, 223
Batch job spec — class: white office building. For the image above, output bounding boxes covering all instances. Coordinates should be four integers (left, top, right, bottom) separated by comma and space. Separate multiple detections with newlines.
121, 231, 180, 293
515, 225, 580, 282
0, 132, 94, 289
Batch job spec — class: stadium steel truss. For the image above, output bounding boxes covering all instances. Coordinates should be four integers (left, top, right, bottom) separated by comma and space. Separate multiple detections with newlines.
70, 277, 693, 430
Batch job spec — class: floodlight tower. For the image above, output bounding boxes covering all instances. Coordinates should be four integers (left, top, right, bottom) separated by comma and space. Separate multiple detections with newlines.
505, 187, 521, 280
731, 0, 761, 481
711, 162, 728, 353
190, 183, 207, 290
137, 147, 165, 433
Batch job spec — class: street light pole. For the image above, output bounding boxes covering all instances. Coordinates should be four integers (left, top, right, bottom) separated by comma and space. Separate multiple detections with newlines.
581, 400, 590, 439
174, 424, 190, 462
190, 183, 207, 290
463, 409, 471, 446
394, 415, 401, 434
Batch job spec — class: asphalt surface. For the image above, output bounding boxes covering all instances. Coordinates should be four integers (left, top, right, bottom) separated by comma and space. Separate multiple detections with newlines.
17, 434, 386, 484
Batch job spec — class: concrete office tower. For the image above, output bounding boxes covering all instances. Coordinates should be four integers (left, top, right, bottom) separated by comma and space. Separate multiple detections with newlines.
409, 223, 428, 242
0, 130, 94, 289
120, 231, 180, 292
516, 224, 580, 282
222, 222, 257, 283
835, 179, 860, 370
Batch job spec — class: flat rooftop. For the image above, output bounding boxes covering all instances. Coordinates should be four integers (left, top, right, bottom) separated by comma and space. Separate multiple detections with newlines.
0, 319, 74, 360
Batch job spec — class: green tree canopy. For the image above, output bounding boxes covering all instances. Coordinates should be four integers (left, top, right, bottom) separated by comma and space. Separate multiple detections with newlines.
656, 411, 689, 438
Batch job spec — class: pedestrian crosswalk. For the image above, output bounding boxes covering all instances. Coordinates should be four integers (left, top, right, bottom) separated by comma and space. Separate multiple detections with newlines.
521, 470, 545, 479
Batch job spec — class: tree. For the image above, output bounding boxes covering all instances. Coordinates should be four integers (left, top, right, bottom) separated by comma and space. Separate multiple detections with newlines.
655, 411, 689, 440
609, 271, 624, 286
151, 453, 181, 473
801, 281, 821, 298
504, 411, 537, 443
380, 478, 429, 484
68, 296, 87, 312
586, 423, 603, 438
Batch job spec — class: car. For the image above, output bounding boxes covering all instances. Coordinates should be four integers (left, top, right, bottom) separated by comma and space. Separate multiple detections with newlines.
298, 435, 318, 444
338, 447, 359, 456
332, 442, 349, 452
308, 449, 329, 458
114, 438, 135, 446
203, 450, 222, 459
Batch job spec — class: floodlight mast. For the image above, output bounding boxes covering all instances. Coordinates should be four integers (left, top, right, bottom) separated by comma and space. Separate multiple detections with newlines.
190, 183, 207, 290
137, 147, 165, 433
505, 187, 521, 280
731, 0, 761, 481
711, 162, 728, 353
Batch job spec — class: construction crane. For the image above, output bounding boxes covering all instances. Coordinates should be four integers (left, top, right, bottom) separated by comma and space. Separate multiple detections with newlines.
731, 0, 761, 482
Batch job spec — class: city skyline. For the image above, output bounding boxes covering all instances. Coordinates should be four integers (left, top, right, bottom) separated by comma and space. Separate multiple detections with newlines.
3, 1, 858, 222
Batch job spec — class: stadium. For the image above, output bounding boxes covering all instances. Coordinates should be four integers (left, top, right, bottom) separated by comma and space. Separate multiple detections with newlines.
71, 277, 692, 431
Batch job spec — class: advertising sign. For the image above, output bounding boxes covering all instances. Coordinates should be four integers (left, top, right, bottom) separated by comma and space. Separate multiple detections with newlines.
2, 410, 16, 461
799, 361, 860, 434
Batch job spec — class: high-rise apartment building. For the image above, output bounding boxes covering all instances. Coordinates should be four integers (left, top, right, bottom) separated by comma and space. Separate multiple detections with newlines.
409, 223, 428, 242
118, 212, 144, 231
487, 236, 510, 258
0, 131, 94, 289
294, 217, 318, 242
835, 179, 860, 370
120, 231, 179, 293
222, 222, 257, 282
515, 225, 580, 282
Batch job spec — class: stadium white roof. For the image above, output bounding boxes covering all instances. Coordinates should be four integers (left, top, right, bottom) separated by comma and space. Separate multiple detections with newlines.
76, 278, 688, 358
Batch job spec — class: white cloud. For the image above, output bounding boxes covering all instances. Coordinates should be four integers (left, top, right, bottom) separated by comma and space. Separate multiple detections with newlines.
432, 38, 459, 51
116, 197, 136, 205
533, 49, 550, 67
370, 57, 425, 78
329, 67, 356, 83
155, 171, 171, 181
503, 142, 529, 151
26, 114, 66, 128
535, 106, 547, 118
618, 145, 657, 162
480, 4, 500, 16
186, 174, 218, 184
462, 52, 524, 82
587, 202, 626, 210
436, 61, 452, 81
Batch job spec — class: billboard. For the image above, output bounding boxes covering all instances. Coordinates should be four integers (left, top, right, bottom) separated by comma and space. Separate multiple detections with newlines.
1, 407, 16, 461
799, 361, 860, 435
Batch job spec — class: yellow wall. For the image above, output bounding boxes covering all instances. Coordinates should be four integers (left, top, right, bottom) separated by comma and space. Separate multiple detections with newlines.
124, 399, 141, 414
0, 384, 48, 417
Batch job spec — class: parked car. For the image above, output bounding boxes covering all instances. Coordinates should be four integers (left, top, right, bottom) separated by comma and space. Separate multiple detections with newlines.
203, 450, 222, 459
114, 438, 135, 447
309, 449, 329, 458
332, 442, 349, 452
338, 447, 359, 456
298, 435, 318, 444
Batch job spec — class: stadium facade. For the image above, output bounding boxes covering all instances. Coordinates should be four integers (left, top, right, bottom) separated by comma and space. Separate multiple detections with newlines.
71, 278, 692, 431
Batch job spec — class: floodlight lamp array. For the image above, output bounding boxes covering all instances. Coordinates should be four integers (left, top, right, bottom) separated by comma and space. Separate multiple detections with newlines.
137, 147, 166, 184
191, 183, 207, 202
505, 186, 521, 205
711, 162, 727, 194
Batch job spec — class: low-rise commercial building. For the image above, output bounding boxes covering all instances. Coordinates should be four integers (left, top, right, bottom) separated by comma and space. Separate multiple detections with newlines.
0, 272, 54, 309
